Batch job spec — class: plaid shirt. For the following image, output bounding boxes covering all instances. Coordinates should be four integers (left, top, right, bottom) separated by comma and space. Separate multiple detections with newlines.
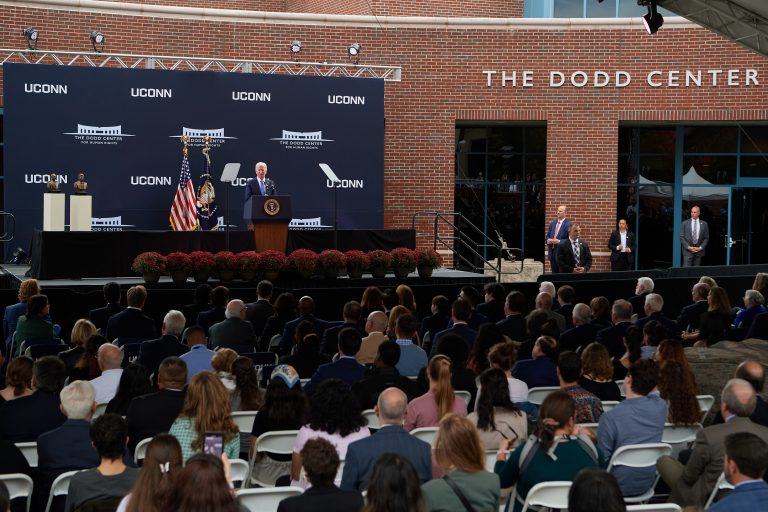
169, 416, 240, 462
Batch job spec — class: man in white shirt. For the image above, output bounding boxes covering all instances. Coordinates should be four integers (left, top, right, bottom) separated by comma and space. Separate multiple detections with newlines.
89, 344, 123, 404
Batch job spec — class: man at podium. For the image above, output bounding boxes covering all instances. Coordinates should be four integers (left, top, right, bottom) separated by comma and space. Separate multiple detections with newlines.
244, 161, 276, 201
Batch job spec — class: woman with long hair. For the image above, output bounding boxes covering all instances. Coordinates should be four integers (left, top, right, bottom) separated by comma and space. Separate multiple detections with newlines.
117, 434, 183, 512
211, 348, 238, 394
169, 371, 240, 462
3, 279, 40, 352
363, 453, 425, 512
568, 469, 627, 512
396, 284, 418, 316
658, 360, 700, 425
106, 363, 153, 416
682, 285, 732, 347
486, 342, 529, 404
0, 356, 33, 404
579, 343, 622, 402
360, 286, 384, 318
162, 454, 240, 512
405, 355, 467, 431
387, 305, 412, 341
467, 368, 527, 450
656, 338, 698, 391
13, 294, 54, 356
70, 334, 109, 381
260, 292, 297, 346
468, 323, 508, 375
613, 326, 643, 380
60, 319, 97, 377
753, 272, 768, 299
422, 414, 500, 511
230, 357, 263, 411
495, 391, 603, 512
290, 379, 369, 486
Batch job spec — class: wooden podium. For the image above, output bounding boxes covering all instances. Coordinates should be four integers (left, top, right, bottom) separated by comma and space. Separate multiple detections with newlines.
244, 195, 292, 252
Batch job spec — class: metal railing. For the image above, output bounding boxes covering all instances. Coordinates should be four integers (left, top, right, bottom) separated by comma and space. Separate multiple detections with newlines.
411, 211, 523, 280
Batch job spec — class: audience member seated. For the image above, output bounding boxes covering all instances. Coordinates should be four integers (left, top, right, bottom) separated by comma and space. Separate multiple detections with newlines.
387, 305, 414, 343
676, 282, 710, 333
259, 292, 296, 351
682, 285, 732, 347
195, 285, 229, 336
734, 289, 767, 328
431, 298, 477, 357
341, 388, 431, 490
356, 311, 388, 365
655, 338, 698, 390
304, 328, 366, 395
420, 295, 450, 347
422, 414, 500, 511
353, 341, 417, 409
208, 299, 256, 352
4, 279, 41, 355
163, 453, 241, 512
358, 453, 425, 512
511, 336, 558, 388
170, 371, 239, 462
658, 360, 700, 425
405, 355, 467, 431
578, 343, 622, 402
64, 414, 139, 512
360, 286, 384, 319
89, 281, 125, 333
179, 325, 213, 383
138, 310, 188, 377
468, 368, 527, 450
641, 320, 666, 359
713, 361, 768, 427
249, 365, 307, 486
321, 301, 365, 356
181, 284, 211, 330
105, 363, 152, 416
125, 357, 187, 454
531, 291, 566, 332
477, 282, 506, 324
589, 296, 612, 329
396, 284, 418, 316
516, 309, 559, 361
567, 468, 626, 512
483, 342, 530, 408
279, 438, 363, 512
559, 303, 601, 353
13, 294, 54, 357
90, 343, 124, 404
279, 320, 331, 378
69, 335, 108, 382
116, 434, 182, 512
635, 293, 677, 338
629, 277, 654, 319
105, 285, 156, 343
595, 299, 634, 360
658, 378, 768, 509
280, 296, 330, 356
0, 356, 33, 404
393, 314, 428, 378
60, 319, 97, 379
230, 356, 263, 412
468, 323, 507, 375
709, 432, 768, 512
245, 280, 274, 337
496, 291, 527, 343
557, 351, 603, 424
0, 355, 66, 441
456, 285, 490, 331
555, 285, 576, 330
495, 391, 603, 512
290, 379, 370, 487
0, 481, 7, 512
211, 348, 237, 394
598, 358, 666, 498
0, 439, 31, 476
612, 325, 642, 381
418, 333, 478, 410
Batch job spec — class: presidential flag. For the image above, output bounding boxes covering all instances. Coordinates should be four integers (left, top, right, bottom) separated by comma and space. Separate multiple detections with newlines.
170, 151, 198, 230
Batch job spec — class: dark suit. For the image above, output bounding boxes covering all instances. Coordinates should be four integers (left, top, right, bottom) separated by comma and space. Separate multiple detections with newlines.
277, 484, 363, 512
629, 292, 650, 319
476, 299, 505, 324
635, 312, 678, 339
496, 314, 527, 342
595, 321, 632, 359
320, 322, 366, 356
608, 229, 636, 271
559, 323, 601, 353
511, 356, 558, 388
137, 335, 189, 376
304, 357, 366, 395
0, 440, 31, 475
181, 303, 211, 329
709, 480, 768, 512
546, 217, 571, 273
556, 303, 575, 329
4, 302, 26, 354
245, 299, 274, 338
746, 312, 768, 341
38, 419, 99, 471
340, 425, 432, 490
280, 314, 331, 355
125, 388, 186, 453
89, 303, 125, 333
420, 313, 450, 343
556, 237, 593, 273
677, 300, 708, 332
208, 317, 256, 351
430, 323, 478, 357
0, 391, 66, 442
680, 217, 709, 267
105, 308, 156, 343
244, 177, 276, 201
197, 307, 226, 336
352, 367, 417, 410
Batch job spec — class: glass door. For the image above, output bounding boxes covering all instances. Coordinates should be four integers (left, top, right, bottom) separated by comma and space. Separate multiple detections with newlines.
681, 186, 729, 266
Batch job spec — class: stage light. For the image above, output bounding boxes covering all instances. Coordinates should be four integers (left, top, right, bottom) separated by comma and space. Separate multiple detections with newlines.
22, 28, 38, 50
642, 0, 664, 35
290, 40, 302, 59
348, 43, 361, 64
90, 31, 106, 52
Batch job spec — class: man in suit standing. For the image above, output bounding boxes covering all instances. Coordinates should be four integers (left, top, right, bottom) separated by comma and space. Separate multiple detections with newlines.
680, 205, 709, 267
556, 224, 593, 274
608, 218, 635, 271
245, 280, 274, 340
208, 299, 256, 352
105, 285, 156, 344
244, 161, 276, 201
546, 205, 571, 273
710, 432, 768, 511
88, 282, 124, 333
137, 310, 189, 377
341, 387, 432, 491
304, 328, 366, 395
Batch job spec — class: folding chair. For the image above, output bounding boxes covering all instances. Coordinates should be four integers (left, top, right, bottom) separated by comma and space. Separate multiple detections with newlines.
697, 395, 715, 422
92, 403, 109, 419
485, 450, 499, 472
519, 481, 571, 512
44, 470, 79, 512
230, 458, 250, 488
410, 427, 439, 447
236, 487, 303, 512
232, 411, 258, 434
703, 472, 734, 509
606, 443, 673, 503
0, 473, 34, 512
527, 387, 560, 406
454, 390, 471, 406
362, 409, 379, 429
14, 442, 38, 467
250, 430, 300, 487
616, 380, 626, 397
26, 343, 67, 359
120, 343, 143, 368
601, 400, 621, 413
661, 423, 702, 458
626, 505, 682, 512
134, 437, 153, 465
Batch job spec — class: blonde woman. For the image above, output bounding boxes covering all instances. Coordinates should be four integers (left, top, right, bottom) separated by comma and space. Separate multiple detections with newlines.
61, 319, 98, 376
3, 279, 40, 352
405, 355, 467, 431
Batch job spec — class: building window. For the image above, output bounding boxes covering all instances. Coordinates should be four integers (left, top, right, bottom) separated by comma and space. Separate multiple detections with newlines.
526, 0, 674, 18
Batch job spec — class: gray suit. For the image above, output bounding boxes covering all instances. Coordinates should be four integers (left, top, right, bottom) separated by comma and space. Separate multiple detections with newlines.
208, 317, 256, 352
680, 218, 709, 267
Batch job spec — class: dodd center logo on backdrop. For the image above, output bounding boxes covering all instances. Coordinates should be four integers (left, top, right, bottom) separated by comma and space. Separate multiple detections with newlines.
63, 124, 135, 145
169, 127, 238, 148
270, 130, 333, 150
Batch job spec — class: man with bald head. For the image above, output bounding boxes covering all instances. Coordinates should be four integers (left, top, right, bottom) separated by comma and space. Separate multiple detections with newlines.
89, 344, 123, 403
531, 291, 566, 332
280, 295, 330, 355
357, 311, 389, 364
208, 299, 256, 352
138, 310, 189, 376
713, 361, 768, 427
658, 378, 768, 508
340, 387, 432, 491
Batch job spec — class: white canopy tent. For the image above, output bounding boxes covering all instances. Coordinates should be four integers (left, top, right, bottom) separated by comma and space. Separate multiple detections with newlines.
637, 166, 728, 199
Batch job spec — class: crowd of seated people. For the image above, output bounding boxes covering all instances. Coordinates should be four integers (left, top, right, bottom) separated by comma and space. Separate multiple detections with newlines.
2, 276, 768, 512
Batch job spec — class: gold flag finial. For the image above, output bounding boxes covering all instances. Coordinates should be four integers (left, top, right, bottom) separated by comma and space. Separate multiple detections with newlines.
181, 134, 190, 157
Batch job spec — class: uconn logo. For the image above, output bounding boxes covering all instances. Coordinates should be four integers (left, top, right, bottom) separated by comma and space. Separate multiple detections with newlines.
24, 83, 67, 94
328, 95, 365, 105
131, 88, 172, 98
26, 173, 68, 184
232, 91, 271, 102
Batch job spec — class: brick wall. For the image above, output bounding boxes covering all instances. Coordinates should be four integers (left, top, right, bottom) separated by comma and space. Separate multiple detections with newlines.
287, 0, 523, 17
98, 0, 286, 10
1, 4, 767, 272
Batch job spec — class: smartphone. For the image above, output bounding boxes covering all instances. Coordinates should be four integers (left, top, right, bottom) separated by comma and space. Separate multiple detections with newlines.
203, 432, 224, 457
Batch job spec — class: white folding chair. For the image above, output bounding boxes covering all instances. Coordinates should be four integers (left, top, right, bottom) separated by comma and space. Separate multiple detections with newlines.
134, 437, 153, 465
577, 422, 599, 436
0, 473, 34, 512
485, 450, 499, 472
697, 395, 715, 421
661, 423, 702, 458
236, 487, 303, 512
410, 427, 439, 447
250, 430, 300, 487
527, 386, 559, 406
230, 458, 250, 488
601, 400, 621, 412
627, 505, 682, 512
519, 480, 571, 512
362, 409, 379, 429
616, 380, 626, 397
299, 378, 310, 386
44, 470, 79, 512
14, 442, 38, 468
92, 402, 109, 419
703, 472, 735, 509
454, 390, 471, 406
232, 411, 258, 433
606, 443, 673, 503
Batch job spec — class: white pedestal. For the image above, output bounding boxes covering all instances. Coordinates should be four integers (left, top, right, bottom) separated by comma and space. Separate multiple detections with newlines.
70, 194, 92, 232
43, 193, 65, 231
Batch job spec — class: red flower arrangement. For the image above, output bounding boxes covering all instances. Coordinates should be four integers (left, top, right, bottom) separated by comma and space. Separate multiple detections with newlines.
390, 248, 418, 270
165, 252, 192, 274
214, 251, 238, 271
288, 249, 319, 274
344, 250, 370, 271
259, 250, 287, 273
189, 251, 216, 273
318, 250, 347, 270
131, 252, 166, 274
415, 248, 443, 269
367, 250, 392, 269
235, 251, 260, 274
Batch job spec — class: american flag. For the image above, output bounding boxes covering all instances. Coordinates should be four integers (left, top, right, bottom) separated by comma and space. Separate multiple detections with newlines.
169, 152, 198, 230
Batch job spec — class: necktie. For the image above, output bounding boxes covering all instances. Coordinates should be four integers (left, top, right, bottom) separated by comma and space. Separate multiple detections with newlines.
259, 180, 266, 195
554, 220, 562, 239
693, 220, 698, 244
573, 241, 580, 266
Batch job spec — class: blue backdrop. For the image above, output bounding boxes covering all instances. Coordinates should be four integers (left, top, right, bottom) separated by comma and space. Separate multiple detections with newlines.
3, 63, 384, 259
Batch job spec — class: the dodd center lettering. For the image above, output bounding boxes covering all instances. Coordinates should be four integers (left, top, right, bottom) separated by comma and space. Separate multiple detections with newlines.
482, 69, 760, 88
